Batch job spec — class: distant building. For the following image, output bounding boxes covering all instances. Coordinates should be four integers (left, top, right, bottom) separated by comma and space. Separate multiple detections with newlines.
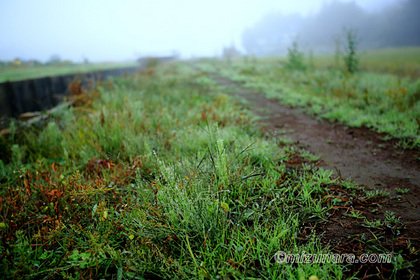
222, 43, 240, 60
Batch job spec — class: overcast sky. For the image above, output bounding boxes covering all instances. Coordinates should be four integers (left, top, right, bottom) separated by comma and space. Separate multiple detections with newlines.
0, 0, 401, 62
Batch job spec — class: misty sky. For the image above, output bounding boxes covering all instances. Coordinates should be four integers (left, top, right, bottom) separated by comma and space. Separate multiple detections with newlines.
0, 0, 401, 62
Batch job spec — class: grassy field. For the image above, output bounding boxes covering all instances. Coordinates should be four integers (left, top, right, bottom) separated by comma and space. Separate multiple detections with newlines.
0, 60, 417, 279
280, 47, 420, 78
199, 49, 420, 150
0, 62, 138, 83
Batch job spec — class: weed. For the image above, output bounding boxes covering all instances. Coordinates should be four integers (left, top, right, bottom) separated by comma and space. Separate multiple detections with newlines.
343, 28, 359, 74
145, 57, 160, 69
345, 207, 365, 219
396, 188, 409, 194
11, 144, 25, 165
363, 218, 384, 228
365, 189, 391, 199
384, 211, 401, 225
286, 39, 306, 71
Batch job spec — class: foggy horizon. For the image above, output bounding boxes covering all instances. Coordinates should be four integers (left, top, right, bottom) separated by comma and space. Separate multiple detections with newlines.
0, 0, 411, 62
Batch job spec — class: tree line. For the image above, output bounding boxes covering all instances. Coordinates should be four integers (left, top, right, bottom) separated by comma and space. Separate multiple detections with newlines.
242, 0, 420, 56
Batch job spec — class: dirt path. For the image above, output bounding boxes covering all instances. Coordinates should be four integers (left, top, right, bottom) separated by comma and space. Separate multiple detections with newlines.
212, 75, 420, 234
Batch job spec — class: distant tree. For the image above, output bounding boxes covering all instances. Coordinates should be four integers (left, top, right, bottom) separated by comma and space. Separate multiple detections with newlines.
300, 1, 366, 52
48, 54, 61, 65
377, 0, 420, 47
31, 60, 43, 66
241, 0, 420, 56
241, 12, 303, 56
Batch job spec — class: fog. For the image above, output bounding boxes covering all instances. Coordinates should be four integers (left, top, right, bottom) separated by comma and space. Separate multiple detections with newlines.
243, 0, 420, 56
0, 0, 410, 62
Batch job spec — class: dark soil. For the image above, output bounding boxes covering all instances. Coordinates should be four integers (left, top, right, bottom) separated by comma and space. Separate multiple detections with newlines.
211, 74, 420, 279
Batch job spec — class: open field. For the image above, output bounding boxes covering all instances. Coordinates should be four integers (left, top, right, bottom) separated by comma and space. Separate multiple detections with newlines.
0, 62, 138, 83
353, 47, 420, 77
271, 47, 420, 78
0, 56, 419, 279
319, 47, 420, 78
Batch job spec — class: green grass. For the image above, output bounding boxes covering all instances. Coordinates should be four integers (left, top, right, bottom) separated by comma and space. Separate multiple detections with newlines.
197, 53, 420, 149
0, 62, 138, 82
0, 62, 417, 279
308, 47, 420, 78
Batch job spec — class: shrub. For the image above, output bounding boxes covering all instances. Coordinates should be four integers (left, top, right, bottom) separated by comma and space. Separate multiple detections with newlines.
286, 39, 306, 71
343, 28, 359, 74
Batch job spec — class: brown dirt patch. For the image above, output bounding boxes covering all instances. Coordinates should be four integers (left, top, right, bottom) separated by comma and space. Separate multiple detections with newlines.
211, 74, 420, 279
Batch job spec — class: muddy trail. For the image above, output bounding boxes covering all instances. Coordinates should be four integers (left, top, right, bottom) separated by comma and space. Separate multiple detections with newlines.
210, 73, 420, 277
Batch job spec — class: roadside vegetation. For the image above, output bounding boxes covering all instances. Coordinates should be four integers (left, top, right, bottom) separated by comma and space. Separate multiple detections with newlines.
197, 47, 420, 150
0, 60, 418, 279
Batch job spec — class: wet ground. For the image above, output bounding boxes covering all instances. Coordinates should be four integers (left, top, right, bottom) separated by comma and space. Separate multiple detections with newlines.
212, 74, 420, 278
